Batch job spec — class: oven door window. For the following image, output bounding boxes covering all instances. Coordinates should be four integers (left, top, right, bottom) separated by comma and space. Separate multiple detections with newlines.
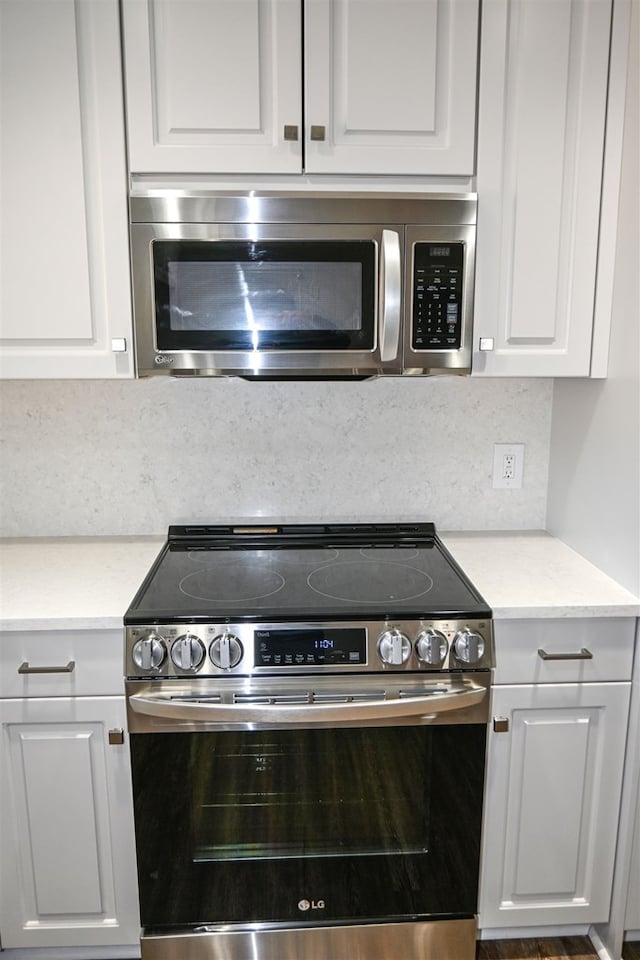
152, 240, 376, 352
131, 724, 486, 930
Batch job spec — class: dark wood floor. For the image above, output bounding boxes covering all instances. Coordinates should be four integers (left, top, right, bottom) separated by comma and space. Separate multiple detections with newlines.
477, 937, 596, 959
477, 937, 640, 959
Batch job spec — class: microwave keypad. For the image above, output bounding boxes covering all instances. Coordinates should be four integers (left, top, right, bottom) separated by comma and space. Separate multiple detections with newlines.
412, 243, 464, 350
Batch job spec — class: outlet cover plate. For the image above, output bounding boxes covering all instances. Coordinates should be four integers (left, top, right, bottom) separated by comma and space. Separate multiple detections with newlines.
493, 443, 524, 489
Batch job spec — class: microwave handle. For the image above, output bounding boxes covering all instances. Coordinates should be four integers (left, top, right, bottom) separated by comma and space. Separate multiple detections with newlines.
379, 229, 401, 362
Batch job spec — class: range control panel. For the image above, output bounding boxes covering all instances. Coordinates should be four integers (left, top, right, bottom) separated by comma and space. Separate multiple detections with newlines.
412, 242, 464, 350
125, 618, 493, 678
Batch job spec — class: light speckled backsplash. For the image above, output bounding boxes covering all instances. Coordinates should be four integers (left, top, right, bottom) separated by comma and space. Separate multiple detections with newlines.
0, 377, 552, 537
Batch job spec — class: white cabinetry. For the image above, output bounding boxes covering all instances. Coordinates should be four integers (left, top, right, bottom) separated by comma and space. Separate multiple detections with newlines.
479, 619, 635, 930
472, 0, 628, 378
302, 0, 478, 175
0, 631, 139, 949
0, 0, 133, 379
122, 0, 302, 175
121, 0, 478, 176
626, 765, 640, 932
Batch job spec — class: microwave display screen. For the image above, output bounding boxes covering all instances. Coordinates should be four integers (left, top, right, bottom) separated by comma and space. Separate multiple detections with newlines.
153, 240, 376, 353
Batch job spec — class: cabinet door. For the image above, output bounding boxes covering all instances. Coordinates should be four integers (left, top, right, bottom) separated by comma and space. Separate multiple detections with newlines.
472, 0, 612, 376
626, 787, 640, 930
304, 0, 478, 175
122, 0, 302, 174
0, 697, 139, 948
0, 0, 133, 379
479, 682, 631, 929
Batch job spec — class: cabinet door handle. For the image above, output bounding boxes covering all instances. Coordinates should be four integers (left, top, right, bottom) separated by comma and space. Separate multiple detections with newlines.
18, 660, 76, 674
310, 124, 326, 141
283, 124, 299, 141
537, 648, 593, 661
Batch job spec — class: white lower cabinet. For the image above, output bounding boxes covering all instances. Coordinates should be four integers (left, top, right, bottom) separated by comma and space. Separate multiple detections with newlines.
479, 619, 635, 931
480, 682, 630, 928
626, 776, 640, 931
0, 695, 140, 949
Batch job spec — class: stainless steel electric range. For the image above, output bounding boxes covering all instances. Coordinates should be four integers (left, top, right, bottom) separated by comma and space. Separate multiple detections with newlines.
124, 522, 493, 960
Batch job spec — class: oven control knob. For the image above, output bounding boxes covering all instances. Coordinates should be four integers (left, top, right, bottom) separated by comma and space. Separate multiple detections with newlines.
132, 633, 167, 672
171, 634, 206, 671
416, 628, 448, 666
453, 629, 485, 665
377, 629, 411, 666
210, 633, 243, 670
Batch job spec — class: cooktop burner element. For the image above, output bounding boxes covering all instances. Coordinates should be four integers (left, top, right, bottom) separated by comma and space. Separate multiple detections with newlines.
179, 563, 286, 603
124, 523, 493, 678
306, 560, 434, 604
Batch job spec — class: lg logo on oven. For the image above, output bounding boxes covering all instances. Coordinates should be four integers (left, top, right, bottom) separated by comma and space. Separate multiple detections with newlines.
298, 898, 325, 911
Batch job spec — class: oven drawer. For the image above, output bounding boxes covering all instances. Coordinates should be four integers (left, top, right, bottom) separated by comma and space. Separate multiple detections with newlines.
1, 630, 124, 698
493, 618, 636, 685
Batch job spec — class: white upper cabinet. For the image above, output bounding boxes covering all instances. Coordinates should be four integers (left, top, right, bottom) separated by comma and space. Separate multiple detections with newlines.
0, 0, 133, 379
121, 0, 479, 176
472, 0, 620, 377
303, 0, 478, 175
122, 0, 303, 174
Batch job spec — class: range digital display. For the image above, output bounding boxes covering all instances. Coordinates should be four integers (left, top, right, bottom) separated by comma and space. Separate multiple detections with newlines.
254, 628, 367, 667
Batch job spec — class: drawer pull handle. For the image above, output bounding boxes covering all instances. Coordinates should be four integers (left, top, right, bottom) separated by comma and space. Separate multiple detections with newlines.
537, 648, 593, 661
18, 660, 76, 674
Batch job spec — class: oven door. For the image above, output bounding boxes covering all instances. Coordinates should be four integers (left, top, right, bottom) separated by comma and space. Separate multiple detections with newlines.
130, 223, 402, 378
126, 674, 488, 940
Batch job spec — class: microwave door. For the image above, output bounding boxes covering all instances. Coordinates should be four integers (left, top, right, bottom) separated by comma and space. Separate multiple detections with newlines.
133, 224, 403, 378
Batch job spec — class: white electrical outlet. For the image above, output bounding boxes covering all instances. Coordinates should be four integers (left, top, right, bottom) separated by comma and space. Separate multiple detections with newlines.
493, 443, 525, 489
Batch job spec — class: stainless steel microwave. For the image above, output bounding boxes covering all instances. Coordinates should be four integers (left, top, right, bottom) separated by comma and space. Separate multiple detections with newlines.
129, 191, 477, 379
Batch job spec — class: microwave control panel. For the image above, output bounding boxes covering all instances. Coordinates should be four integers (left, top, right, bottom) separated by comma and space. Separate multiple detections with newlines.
411, 242, 464, 350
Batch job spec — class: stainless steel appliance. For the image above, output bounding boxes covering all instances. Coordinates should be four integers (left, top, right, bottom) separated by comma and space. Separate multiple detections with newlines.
129, 192, 476, 379
124, 523, 493, 960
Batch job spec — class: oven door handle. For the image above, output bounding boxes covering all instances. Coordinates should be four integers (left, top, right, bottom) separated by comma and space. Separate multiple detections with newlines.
128, 684, 486, 727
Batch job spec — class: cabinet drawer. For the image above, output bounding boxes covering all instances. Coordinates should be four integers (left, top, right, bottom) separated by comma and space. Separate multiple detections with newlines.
493, 618, 636, 685
0, 631, 124, 698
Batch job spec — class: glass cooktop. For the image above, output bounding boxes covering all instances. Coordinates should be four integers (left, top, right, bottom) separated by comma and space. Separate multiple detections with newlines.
125, 524, 490, 624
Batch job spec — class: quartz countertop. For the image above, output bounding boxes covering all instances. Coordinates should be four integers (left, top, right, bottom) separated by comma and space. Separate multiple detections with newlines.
440, 531, 640, 620
0, 531, 638, 633
0, 536, 165, 632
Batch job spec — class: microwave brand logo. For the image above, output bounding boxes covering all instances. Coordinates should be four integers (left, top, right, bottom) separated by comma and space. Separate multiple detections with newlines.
154, 354, 174, 365
298, 898, 325, 911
